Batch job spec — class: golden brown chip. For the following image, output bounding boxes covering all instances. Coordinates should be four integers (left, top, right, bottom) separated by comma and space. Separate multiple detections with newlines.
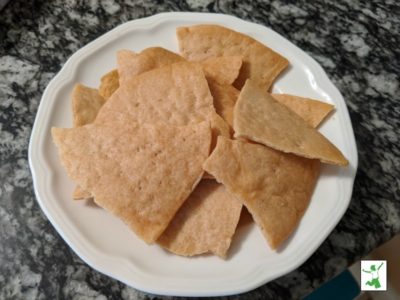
117, 47, 242, 87
52, 121, 211, 243
72, 84, 106, 127
72, 186, 92, 200
98, 69, 119, 99
96, 62, 215, 126
100, 61, 228, 180
158, 180, 242, 258
208, 83, 332, 130
72, 83, 109, 199
203, 137, 320, 249
177, 25, 289, 90
71, 84, 107, 199
208, 80, 239, 128
210, 112, 230, 149
117, 48, 184, 85
272, 94, 334, 128
234, 80, 348, 166
201, 56, 242, 85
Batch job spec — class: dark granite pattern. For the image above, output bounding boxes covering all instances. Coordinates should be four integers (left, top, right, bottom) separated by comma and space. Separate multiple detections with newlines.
0, 0, 399, 299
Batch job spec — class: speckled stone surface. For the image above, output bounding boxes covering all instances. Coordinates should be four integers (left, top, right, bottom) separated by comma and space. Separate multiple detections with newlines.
0, 0, 399, 299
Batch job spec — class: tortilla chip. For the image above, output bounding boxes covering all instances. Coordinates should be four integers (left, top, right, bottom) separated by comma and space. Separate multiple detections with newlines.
177, 25, 289, 90
208, 80, 239, 128
72, 84, 106, 127
201, 56, 242, 85
118, 47, 242, 87
72, 84, 109, 199
234, 80, 348, 166
99, 69, 119, 99
203, 137, 320, 249
102, 61, 228, 180
52, 121, 211, 243
210, 112, 230, 147
208, 83, 332, 130
117, 48, 184, 85
158, 180, 242, 258
72, 186, 92, 200
96, 62, 215, 126
71, 84, 107, 199
272, 94, 334, 128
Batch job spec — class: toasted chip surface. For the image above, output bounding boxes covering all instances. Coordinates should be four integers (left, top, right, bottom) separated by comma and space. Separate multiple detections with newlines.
96, 62, 215, 126
52, 121, 211, 243
117, 48, 184, 85
99, 69, 119, 99
203, 137, 320, 249
177, 25, 289, 90
208, 80, 239, 128
72, 84, 106, 127
116, 49, 232, 150
74, 79, 117, 199
71, 83, 107, 199
118, 47, 242, 87
201, 56, 242, 85
72, 186, 92, 200
158, 180, 242, 258
272, 94, 334, 128
234, 80, 348, 166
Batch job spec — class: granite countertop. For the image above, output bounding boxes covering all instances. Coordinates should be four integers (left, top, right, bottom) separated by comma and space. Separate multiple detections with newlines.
1, 0, 399, 299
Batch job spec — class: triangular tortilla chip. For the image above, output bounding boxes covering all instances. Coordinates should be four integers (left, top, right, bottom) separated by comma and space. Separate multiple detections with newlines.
200, 88, 330, 249
208, 83, 334, 131
71, 84, 107, 199
201, 56, 242, 85
177, 25, 289, 90
118, 47, 242, 87
208, 80, 239, 128
97, 62, 214, 125
52, 121, 211, 243
234, 80, 348, 166
72, 83, 110, 199
272, 94, 334, 128
158, 180, 242, 258
99, 69, 119, 100
203, 137, 320, 249
72, 84, 106, 127
97, 62, 228, 148
117, 47, 184, 85
115, 48, 238, 144
72, 186, 92, 200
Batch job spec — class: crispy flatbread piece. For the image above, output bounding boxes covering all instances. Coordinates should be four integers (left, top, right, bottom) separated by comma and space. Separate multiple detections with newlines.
99, 69, 119, 99
201, 56, 242, 85
97, 62, 214, 125
158, 180, 242, 258
72, 84, 106, 127
234, 80, 348, 166
52, 122, 211, 243
208, 83, 333, 130
72, 186, 92, 200
201, 89, 329, 249
272, 94, 334, 128
97, 61, 229, 146
71, 84, 106, 199
208, 80, 239, 128
177, 25, 289, 90
203, 137, 320, 249
117, 48, 184, 85
118, 47, 242, 86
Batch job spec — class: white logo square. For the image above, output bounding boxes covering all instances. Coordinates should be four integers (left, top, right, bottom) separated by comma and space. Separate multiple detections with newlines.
360, 260, 387, 291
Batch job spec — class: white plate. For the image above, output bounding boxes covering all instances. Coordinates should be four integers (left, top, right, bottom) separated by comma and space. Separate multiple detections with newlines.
29, 12, 358, 297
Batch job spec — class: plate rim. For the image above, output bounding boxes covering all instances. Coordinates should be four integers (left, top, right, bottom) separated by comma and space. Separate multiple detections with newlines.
29, 11, 358, 297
